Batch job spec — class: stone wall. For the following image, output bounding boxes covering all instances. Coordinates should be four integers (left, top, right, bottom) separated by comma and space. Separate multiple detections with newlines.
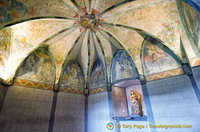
0, 86, 85, 132
192, 66, 200, 91
87, 92, 110, 132
147, 75, 200, 132
53, 92, 85, 132
0, 73, 200, 132
0, 85, 53, 132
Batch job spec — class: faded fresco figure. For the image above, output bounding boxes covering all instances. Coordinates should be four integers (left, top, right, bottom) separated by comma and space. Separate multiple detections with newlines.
62, 62, 84, 89
143, 43, 179, 75
124, 59, 134, 77
16, 49, 54, 84
25, 55, 37, 73
0, 28, 10, 67
90, 60, 105, 88
115, 60, 124, 80
113, 51, 137, 82
182, 2, 200, 49
16, 55, 36, 77
143, 46, 160, 73
130, 90, 143, 116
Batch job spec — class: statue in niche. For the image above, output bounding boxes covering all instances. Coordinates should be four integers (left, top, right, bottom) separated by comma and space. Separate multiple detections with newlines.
130, 90, 143, 116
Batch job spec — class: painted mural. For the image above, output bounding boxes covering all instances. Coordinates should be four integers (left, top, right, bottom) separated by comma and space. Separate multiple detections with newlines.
103, 0, 184, 57
182, 2, 200, 50
90, 59, 106, 89
16, 48, 55, 84
0, 28, 10, 67
0, 0, 199, 85
0, 0, 28, 23
0, 0, 76, 28
61, 62, 84, 89
143, 43, 180, 75
112, 50, 138, 83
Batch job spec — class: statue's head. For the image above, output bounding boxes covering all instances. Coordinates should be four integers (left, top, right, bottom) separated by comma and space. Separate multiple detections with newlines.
130, 90, 139, 100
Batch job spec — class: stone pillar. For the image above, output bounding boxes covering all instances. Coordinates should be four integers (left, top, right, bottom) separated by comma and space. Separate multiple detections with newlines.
183, 64, 200, 103
140, 75, 156, 132
0, 80, 9, 113
84, 88, 89, 132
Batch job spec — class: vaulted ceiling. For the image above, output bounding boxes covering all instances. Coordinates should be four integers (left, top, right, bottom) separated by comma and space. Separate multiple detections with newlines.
0, 0, 199, 89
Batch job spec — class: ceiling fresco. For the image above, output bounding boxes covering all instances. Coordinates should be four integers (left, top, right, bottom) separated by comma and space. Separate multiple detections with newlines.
142, 42, 181, 75
180, 1, 200, 54
15, 48, 55, 84
0, 0, 199, 89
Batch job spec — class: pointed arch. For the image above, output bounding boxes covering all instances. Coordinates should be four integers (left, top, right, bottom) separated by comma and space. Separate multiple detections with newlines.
14, 47, 56, 88
89, 59, 106, 89
141, 36, 182, 76
111, 50, 139, 84
60, 60, 85, 90
56, 30, 86, 92
97, 28, 141, 84
182, 0, 200, 13
90, 30, 109, 89
96, 0, 135, 18
176, 0, 200, 56
0, 16, 74, 30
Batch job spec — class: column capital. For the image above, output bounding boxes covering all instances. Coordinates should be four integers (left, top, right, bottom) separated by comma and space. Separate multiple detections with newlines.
53, 84, 60, 92
139, 75, 147, 85
182, 63, 192, 76
106, 83, 112, 92
84, 89, 89, 96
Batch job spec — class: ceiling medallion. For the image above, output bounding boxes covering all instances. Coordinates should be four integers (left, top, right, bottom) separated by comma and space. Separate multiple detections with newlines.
74, 8, 103, 31
80, 14, 98, 29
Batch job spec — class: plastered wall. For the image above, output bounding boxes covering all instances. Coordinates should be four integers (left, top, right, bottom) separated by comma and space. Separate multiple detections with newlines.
0, 85, 53, 132
53, 92, 85, 132
87, 92, 110, 132
0, 86, 85, 132
147, 74, 200, 132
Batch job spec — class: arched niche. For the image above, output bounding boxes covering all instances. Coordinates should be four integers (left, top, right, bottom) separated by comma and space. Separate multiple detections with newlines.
141, 38, 182, 76
60, 61, 84, 90
89, 59, 106, 89
111, 79, 147, 120
15, 48, 56, 85
111, 50, 139, 83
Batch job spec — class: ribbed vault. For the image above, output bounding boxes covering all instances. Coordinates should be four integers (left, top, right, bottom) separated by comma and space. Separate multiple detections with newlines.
0, 0, 199, 91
